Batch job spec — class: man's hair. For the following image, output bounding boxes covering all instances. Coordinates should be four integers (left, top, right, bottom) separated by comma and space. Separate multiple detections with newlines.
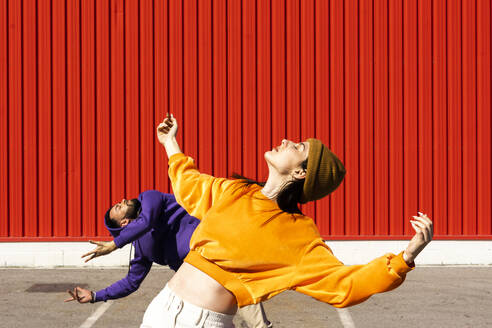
125, 198, 141, 219
105, 198, 142, 228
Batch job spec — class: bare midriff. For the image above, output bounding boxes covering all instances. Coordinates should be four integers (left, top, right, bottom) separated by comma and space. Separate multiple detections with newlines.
167, 262, 238, 315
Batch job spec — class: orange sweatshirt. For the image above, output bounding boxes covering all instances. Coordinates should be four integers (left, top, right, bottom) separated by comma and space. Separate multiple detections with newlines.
168, 153, 413, 308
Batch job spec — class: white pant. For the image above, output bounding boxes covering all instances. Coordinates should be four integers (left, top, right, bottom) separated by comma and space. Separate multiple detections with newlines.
237, 304, 272, 328
140, 284, 235, 328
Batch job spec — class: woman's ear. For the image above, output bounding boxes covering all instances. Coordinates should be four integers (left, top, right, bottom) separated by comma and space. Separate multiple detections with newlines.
292, 168, 307, 180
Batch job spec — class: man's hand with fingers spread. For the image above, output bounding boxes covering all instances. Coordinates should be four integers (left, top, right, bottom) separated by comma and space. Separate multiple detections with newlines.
81, 240, 117, 263
403, 212, 433, 265
64, 286, 94, 304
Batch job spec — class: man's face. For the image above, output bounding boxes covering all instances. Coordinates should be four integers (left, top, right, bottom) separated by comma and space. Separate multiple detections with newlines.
109, 198, 139, 227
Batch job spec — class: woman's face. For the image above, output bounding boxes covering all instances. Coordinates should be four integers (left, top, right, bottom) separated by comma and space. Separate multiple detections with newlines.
264, 139, 309, 177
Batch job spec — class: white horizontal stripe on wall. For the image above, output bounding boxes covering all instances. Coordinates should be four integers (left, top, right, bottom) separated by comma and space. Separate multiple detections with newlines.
1, 241, 491, 267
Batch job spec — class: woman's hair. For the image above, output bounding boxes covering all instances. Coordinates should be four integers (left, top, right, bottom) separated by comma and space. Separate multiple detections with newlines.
232, 159, 308, 215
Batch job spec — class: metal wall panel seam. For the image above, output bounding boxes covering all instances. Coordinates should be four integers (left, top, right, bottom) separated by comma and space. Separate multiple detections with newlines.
417, 0, 434, 234
139, 0, 155, 193
359, 0, 374, 236
300, 0, 316, 221
476, 0, 491, 235
403, 0, 419, 236
447, 0, 463, 235
52, 0, 67, 237
0, 0, 8, 237
460, 0, 477, 235
315, 0, 330, 235
9, 0, 24, 237
153, 0, 170, 194
23, 0, 39, 237
124, 0, 140, 199
432, 0, 449, 236
37, 0, 53, 237
328, 0, 345, 236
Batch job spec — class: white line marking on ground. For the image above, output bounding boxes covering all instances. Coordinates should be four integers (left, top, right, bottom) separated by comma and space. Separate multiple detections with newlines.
336, 308, 356, 328
79, 301, 113, 328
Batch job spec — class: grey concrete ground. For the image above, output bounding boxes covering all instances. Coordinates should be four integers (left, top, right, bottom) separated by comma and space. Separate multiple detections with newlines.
1, 266, 491, 327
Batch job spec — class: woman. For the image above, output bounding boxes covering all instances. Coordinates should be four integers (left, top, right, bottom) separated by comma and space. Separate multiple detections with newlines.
140, 113, 433, 327
87, 113, 433, 328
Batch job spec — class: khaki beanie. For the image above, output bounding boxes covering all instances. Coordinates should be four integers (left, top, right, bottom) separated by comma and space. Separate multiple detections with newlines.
300, 138, 346, 204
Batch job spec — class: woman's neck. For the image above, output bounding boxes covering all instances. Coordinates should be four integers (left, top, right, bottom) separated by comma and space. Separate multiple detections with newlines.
261, 172, 291, 201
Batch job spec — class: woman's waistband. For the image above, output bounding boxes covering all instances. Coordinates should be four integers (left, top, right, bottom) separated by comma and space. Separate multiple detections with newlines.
163, 284, 235, 326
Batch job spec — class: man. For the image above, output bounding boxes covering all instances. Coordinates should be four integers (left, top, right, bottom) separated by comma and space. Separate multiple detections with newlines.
65, 190, 271, 328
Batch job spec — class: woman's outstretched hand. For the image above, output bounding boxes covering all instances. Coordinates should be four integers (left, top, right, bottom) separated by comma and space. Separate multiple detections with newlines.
403, 212, 433, 265
81, 240, 117, 263
157, 113, 182, 158
157, 113, 178, 146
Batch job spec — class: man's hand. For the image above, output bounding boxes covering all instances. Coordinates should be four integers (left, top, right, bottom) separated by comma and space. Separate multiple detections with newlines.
403, 212, 433, 265
81, 240, 117, 263
64, 287, 93, 304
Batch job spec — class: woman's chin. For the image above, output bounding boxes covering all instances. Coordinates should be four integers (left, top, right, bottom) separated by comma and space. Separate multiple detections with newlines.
264, 150, 275, 162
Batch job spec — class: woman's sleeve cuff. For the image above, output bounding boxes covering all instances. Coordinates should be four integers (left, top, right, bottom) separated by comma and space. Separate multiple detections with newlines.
389, 252, 415, 275
168, 153, 186, 164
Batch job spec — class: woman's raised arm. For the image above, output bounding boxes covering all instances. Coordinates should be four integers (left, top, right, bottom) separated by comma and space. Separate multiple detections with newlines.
156, 114, 237, 220
157, 113, 182, 158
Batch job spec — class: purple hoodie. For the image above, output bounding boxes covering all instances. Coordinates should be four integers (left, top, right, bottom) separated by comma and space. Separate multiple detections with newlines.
94, 190, 200, 302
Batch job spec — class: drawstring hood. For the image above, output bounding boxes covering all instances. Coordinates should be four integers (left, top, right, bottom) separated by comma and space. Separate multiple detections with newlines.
104, 199, 142, 237
104, 200, 142, 274
104, 208, 124, 238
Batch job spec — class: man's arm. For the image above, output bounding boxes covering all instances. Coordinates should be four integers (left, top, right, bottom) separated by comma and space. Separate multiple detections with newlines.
113, 191, 165, 248
66, 253, 153, 304
82, 191, 166, 263
93, 254, 153, 302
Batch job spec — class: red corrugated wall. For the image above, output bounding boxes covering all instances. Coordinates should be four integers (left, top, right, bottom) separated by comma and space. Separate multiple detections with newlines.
1, 0, 491, 241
